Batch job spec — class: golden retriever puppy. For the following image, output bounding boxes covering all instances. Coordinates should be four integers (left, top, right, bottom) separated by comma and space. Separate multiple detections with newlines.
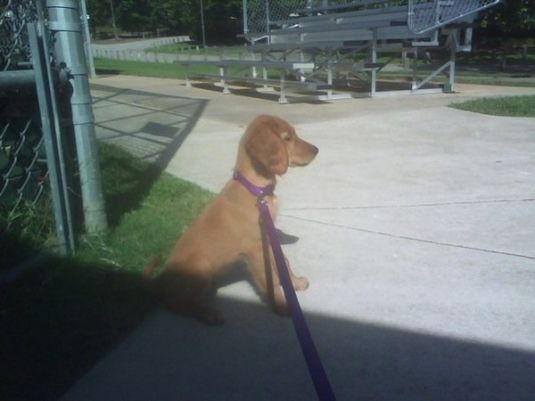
144, 115, 318, 324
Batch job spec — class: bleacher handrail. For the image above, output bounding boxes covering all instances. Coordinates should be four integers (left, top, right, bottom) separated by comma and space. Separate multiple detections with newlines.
407, 0, 500, 34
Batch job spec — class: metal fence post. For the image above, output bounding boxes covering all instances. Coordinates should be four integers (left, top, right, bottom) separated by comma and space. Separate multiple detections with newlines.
46, 0, 107, 233
242, 0, 249, 35
28, 21, 75, 254
79, 0, 95, 78
264, 0, 271, 43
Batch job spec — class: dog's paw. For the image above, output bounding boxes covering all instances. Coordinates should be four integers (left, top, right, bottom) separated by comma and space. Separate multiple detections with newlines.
292, 276, 309, 291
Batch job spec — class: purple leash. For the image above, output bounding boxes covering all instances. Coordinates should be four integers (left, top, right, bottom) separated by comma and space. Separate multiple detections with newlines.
234, 172, 337, 401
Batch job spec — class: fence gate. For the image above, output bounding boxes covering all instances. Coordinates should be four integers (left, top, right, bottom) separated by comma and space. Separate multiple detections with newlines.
1, 0, 76, 254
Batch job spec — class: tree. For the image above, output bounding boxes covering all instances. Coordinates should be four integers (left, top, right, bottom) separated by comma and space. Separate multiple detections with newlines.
86, 0, 113, 37
478, 0, 535, 40
86, 0, 244, 42
88, 1, 535, 45
201, 0, 243, 44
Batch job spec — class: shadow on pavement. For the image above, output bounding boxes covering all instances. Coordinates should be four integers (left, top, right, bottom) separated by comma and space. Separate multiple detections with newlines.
90, 84, 208, 226
0, 233, 155, 401
91, 84, 207, 169
61, 296, 535, 401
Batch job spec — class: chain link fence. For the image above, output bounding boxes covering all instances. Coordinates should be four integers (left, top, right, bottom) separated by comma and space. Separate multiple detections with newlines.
243, 0, 408, 37
0, 0, 37, 69
1, 0, 80, 253
0, 0, 48, 233
243, 0, 500, 38
244, 0, 307, 36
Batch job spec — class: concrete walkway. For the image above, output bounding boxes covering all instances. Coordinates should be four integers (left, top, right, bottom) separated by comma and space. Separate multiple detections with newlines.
63, 77, 535, 401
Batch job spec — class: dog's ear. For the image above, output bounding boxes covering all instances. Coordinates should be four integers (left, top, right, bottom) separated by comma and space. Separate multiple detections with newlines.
245, 123, 289, 176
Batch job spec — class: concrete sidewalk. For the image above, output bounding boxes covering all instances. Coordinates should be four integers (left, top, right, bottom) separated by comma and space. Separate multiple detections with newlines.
63, 77, 535, 401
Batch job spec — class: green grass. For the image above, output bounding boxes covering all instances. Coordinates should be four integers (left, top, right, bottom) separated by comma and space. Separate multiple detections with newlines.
150, 43, 247, 59
0, 198, 56, 265
0, 143, 214, 401
455, 74, 535, 87
94, 41, 535, 88
78, 144, 215, 269
377, 51, 535, 88
95, 57, 277, 81
449, 95, 535, 117
95, 54, 535, 88
94, 57, 204, 79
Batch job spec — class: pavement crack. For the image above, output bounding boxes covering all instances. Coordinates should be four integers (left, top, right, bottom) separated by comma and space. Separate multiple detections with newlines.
280, 214, 535, 261
284, 198, 535, 211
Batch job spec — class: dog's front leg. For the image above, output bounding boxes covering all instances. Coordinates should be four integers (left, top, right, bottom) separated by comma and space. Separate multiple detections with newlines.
245, 245, 288, 315
245, 245, 309, 315
285, 256, 309, 291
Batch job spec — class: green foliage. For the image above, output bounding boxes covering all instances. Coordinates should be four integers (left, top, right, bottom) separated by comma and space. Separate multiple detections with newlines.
478, 0, 535, 40
87, 0, 535, 43
94, 57, 254, 79
88, 0, 244, 43
200, 0, 243, 44
94, 57, 221, 78
0, 197, 56, 252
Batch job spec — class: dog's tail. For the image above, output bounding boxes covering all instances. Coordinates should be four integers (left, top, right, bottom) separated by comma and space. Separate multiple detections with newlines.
142, 255, 161, 293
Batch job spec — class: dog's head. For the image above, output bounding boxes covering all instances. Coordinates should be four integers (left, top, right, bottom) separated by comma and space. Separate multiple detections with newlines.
242, 115, 318, 177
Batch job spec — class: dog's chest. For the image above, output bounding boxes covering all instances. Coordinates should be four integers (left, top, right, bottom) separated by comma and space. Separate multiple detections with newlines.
264, 194, 279, 219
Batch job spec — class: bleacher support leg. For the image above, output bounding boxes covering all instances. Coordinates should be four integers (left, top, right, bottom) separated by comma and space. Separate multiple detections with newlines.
447, 41, 456, 93
219, 67, 225, 85
370, 29, 377, 97
278, 72, 288, 104
263, 67, 269, 90
219, 66, 230, 94
411, 48, 418, 91
185, 65, 192, 88
327, 65, 333, 100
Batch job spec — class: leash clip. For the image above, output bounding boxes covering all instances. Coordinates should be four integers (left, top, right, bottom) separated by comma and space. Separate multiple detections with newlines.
257, 196, 268, 205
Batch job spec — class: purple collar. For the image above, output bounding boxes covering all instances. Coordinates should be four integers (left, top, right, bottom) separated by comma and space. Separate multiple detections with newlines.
233, 171, 275, 198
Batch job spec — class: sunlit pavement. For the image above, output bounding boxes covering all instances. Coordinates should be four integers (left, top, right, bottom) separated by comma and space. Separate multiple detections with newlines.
62, 76, 535, 401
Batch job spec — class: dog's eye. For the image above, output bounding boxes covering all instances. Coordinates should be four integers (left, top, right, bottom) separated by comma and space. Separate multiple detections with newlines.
284, 135, 292, 142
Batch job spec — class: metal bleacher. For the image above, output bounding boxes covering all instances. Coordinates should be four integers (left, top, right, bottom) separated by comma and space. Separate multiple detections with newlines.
182, 0, 500, 103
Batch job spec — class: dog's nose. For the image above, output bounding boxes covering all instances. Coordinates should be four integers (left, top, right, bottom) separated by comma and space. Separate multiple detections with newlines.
311, 145, 319, 155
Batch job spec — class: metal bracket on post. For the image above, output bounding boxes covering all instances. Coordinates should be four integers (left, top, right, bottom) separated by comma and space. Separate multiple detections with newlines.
46, 0, 107, 234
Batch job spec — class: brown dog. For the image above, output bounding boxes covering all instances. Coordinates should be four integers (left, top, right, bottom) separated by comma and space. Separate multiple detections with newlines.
144, 115, 318, 324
